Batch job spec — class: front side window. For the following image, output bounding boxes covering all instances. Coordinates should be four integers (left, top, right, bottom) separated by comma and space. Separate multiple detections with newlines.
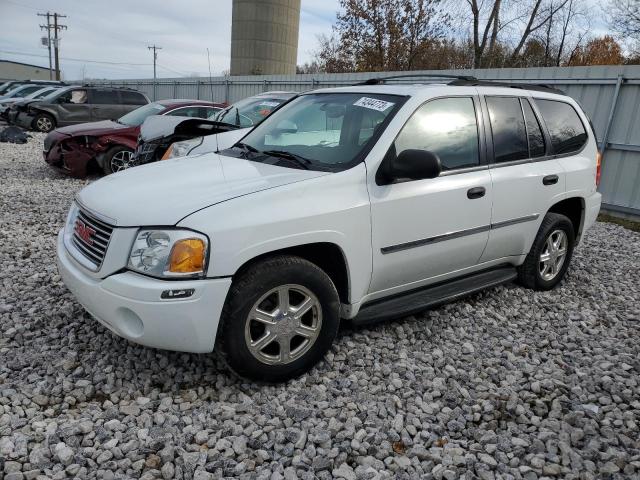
535, 99, 588, 154
487, 97, 528, 163
394, 97, 480, 171
232, 93, 402, 171
57, 89, 87, 104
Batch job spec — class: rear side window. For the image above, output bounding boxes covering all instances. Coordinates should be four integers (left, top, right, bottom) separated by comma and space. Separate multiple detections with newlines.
121, 91, 148, 105
534, 99, 587, 154
522, 99, 545, 158
91, 89, 119, 104
486, 97, 528, 163
394, 97, 480, 171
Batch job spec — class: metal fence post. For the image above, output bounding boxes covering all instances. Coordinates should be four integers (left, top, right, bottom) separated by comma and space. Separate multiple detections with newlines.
173, 81, 178, 99
263, 79, 268, 92
196, 80, 200, 100
600, 74, 625, 156
225, 79, 230, 104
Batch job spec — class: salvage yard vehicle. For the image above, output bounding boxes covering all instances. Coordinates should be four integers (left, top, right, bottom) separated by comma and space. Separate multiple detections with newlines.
0, 86, 60, 120
42, 100, 225, 177
0, 79, 66, 96
12, 86, 150, 133
57, 75, 602, 382
132, 91, 295, 168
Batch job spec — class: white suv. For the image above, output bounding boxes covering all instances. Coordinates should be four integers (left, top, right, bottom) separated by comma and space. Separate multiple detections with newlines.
57, 75, 602, 382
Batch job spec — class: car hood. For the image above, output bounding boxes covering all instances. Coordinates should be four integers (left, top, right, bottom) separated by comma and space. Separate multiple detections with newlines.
55, 120, 135, 137
140, 115, 238, 142
76, 152, 330, 226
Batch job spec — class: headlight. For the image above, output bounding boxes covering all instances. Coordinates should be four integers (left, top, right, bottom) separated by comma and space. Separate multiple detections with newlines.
128, 229, 208, 279
163, 137, 203, 160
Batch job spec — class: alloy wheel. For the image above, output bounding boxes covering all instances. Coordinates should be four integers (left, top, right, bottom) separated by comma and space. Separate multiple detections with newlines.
110, 150, 135, 172
36, 117, 53, 132
244, 284, 322, 365
539, 229, 568, 281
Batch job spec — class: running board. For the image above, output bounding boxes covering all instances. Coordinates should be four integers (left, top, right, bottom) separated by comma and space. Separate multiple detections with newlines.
352, 266, 517, 326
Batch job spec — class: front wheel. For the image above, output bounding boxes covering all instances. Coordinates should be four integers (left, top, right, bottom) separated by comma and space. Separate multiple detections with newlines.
218, 255, 340, 382
32, 113, 55, 133
518, 212, 575, 290
104, 146, 136, 174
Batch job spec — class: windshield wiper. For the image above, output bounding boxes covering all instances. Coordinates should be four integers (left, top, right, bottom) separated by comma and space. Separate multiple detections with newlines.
261, 150, 312, 170
233, 142, 260, 157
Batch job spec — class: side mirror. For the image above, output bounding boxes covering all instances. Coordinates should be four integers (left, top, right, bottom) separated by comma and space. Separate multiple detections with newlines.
392, 149, 442, 180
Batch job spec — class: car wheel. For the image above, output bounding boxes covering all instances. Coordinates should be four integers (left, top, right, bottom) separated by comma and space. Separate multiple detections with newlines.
104, 146, 136, 174
218, 255, 341, 382
518, 212, 575, 291
32, 113, 55, 133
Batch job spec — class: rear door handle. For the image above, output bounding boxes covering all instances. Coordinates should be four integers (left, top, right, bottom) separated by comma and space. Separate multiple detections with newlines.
543, 174, 559, 185
467, 186, 486, 199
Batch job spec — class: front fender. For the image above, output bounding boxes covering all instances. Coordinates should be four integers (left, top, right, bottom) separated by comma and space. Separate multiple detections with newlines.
178, 164, 373, 305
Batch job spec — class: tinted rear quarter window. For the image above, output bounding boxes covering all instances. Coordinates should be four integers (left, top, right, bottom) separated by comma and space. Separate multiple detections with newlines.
91, 89, 120, 104
121, 91, 148, 105
534, 99, 587, 154
486, 97, 528, 163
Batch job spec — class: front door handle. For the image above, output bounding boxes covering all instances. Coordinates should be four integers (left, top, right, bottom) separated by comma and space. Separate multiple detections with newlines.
467, 186, 486, 199
543, 174, 559, 185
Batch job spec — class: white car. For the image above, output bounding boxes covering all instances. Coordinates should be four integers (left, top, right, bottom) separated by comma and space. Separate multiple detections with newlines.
57, 75, 602, 382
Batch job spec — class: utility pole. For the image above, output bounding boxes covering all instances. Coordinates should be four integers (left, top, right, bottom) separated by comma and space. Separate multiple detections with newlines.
37, 12, 53, 79
38, 12, 66, 80
148, 45, 161, 101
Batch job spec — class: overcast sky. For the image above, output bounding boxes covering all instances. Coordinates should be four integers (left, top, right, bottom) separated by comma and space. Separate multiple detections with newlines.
0, 0, 339, 80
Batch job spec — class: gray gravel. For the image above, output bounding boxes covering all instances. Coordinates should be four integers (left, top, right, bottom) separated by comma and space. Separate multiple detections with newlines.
1, 134, 639, 480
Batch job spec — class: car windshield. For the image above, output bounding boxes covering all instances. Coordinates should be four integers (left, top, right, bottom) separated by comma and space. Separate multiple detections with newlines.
214, 96, 290, 127
229, 92, 404, 171
118, 102, 166, 126
3, 85, 31, 98
27, 87, 56, 99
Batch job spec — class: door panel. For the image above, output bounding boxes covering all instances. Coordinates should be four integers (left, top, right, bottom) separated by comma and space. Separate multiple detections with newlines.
369, 171, 492, 293
56, 89, 91, 125
479, 95, 566, 263
369, 95, 491, 295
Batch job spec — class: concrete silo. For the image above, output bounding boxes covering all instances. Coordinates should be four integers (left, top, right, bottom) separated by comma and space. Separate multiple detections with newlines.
230, 0, 301, 76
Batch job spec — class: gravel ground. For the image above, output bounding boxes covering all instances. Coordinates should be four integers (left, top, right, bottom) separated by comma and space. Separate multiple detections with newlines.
1, 133, 639, 480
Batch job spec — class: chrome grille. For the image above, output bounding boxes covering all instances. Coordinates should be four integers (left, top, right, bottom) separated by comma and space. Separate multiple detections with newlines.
71, 208, 113, 269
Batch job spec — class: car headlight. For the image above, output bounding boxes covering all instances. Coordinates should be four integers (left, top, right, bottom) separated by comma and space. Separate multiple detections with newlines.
128, 229, 209, 279
163, 137, 203, 160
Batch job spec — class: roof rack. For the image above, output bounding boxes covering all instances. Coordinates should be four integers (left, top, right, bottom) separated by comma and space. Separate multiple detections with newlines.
354, 74, 565, 95
355, 74, 478, 85
448, 78, 565, 95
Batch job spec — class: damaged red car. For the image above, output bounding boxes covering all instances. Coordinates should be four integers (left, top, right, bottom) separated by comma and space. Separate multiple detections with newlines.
43, 99, 225, 177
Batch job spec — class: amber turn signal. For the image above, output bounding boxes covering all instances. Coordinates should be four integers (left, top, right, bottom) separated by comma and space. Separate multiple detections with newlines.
595, 151, 602, 187
168, 238, 206, 274
161, 144, 174, 160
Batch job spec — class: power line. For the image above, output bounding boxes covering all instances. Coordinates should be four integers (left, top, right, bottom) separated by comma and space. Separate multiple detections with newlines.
0, 49, 152, 66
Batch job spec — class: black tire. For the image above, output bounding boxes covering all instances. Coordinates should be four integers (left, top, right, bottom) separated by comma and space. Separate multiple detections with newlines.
218, 255, 341, 382
103, 146, 135, 174
32, 113, 55, 133
518, 212, 575, 291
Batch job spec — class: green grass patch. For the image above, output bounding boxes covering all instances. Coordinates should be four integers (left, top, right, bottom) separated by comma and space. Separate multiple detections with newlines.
598, 213, 640, 233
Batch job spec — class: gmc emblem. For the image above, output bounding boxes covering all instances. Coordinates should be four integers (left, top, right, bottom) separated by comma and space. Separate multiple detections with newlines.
75, 219, 96, 245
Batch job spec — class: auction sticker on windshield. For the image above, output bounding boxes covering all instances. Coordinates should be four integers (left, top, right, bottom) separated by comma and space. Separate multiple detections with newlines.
259, 101, 281, 107
353, 97, 395, 112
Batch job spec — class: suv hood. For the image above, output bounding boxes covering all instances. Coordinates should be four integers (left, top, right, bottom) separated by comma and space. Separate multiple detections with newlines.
55, 120, 133, 137
76, 152, 330, 226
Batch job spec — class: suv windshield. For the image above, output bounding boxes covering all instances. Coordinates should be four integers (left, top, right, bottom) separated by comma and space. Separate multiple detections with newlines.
229, 92, 404, 171
215, 96, 290, 127
118, 102, 166, 126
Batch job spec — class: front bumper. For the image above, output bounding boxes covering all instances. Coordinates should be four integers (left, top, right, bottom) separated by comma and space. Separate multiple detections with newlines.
14, 112, 35, 129
44, 133, 96, 178
57, 230, 231, 353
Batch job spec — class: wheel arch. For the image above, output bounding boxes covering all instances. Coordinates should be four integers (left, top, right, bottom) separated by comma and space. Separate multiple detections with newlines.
547, 196, 585, 243
231, 242, 351, 305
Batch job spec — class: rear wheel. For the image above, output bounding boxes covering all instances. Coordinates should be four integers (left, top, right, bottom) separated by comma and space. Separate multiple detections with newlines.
218, 255, 340, 382
32, 113, 55, 133
518, 212, 575, 290
104, 146, 136, 174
